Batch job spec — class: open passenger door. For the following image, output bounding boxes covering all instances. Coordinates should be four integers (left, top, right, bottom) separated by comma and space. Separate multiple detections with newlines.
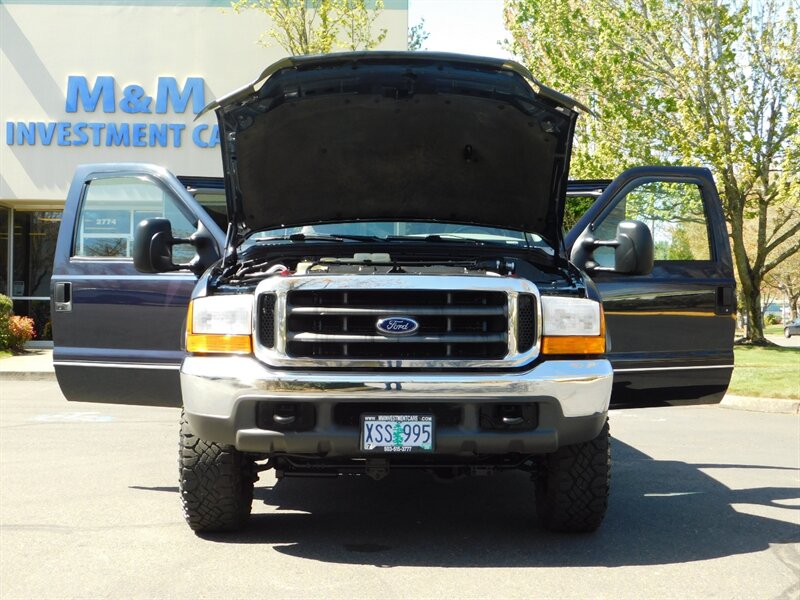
566, 166, 736, 407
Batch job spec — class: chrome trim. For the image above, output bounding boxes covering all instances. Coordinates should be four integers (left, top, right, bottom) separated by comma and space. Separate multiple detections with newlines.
53, 361, 181, 370
252, 274, 541, 369
181, 357, 612, 419
51, 274, 195, 281
287, 332, 506, 343
290, 305, 506, 316
614, 365, 735, 373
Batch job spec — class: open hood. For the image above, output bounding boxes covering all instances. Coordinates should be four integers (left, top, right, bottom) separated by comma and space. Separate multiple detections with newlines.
209, 52, 584, 246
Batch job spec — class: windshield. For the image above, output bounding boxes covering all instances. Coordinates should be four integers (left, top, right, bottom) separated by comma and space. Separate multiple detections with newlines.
245, 221, 550, 250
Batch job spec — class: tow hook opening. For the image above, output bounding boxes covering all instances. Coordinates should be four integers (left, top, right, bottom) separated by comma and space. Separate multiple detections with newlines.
256, 402, 316, 432
479, 403, 538, 430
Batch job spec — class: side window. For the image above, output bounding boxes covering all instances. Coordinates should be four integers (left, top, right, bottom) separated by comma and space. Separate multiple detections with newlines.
74, 177, 197, 261
593, 181, 711, 267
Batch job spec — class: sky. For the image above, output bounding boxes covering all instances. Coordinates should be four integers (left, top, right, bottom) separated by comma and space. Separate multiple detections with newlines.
407, 0, 516, 59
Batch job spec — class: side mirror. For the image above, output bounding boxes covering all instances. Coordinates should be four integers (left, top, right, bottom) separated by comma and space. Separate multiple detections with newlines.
133, 218, 179, 273
571, 220, 654, 276
613, 220, 653, 275
133, 218, 219, 276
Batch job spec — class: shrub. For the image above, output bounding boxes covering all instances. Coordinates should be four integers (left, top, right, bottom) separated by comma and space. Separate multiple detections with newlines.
8, 315, 35, 352
0, 294, 12, 350
765, 313, 782, 325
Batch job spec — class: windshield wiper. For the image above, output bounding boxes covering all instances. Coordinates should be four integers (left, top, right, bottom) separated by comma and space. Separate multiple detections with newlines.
386, 234, 512, 246
254, 233, 383, 243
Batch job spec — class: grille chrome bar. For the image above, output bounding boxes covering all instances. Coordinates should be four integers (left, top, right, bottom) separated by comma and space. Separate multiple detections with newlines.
288, 332, 507, 343
288, 305, 506, 316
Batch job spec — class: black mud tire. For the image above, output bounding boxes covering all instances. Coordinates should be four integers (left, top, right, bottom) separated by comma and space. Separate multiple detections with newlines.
179, 412, 256, 533
535, 420, 610, 533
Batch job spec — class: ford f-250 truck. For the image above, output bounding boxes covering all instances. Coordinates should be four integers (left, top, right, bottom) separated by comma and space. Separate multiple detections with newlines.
51, 52, 736, 534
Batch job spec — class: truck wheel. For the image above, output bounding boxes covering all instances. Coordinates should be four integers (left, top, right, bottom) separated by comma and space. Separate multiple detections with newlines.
179, 412, 256, 533
785, 329, 791, 338
535, 419, 610, 533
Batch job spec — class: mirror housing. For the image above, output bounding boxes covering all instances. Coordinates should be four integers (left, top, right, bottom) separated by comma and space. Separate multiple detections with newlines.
571, 220, 654, 276
613, 220, 654, 274
133, 218, 220, 276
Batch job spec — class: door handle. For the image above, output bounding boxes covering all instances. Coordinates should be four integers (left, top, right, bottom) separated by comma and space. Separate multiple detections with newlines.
716, 286, 735, 315
54, 282, 72, 312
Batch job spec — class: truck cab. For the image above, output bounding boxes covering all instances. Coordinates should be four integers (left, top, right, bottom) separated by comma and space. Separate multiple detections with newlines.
51, 52, 735, 534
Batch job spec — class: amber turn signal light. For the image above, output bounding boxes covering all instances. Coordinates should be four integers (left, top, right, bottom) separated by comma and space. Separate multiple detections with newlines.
185, 333, 252, 354
541, 334, 606, 355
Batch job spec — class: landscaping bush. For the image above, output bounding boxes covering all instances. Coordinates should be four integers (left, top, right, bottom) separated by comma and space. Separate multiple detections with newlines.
0, 295, 36, 352
765, 314, 782, 325
0, 294, 12, 350
7, 315, 35, 352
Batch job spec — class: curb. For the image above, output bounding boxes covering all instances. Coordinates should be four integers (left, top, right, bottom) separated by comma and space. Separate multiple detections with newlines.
720, 394, 800, 415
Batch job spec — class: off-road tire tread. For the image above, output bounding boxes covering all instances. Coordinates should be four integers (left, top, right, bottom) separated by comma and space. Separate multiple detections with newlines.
179, 412, 256, 532
536, 420, 610, 533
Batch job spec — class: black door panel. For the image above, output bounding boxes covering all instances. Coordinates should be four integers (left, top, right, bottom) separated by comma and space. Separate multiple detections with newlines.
567, 167, 735, 407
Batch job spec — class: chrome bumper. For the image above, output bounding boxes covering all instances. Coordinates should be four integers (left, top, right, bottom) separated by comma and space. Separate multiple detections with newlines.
180, 357, 612, 455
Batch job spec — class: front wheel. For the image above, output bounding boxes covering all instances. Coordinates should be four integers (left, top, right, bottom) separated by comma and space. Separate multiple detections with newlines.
535, 420, 610, 533
785, 329, 792, 338
179, 412, 257, 533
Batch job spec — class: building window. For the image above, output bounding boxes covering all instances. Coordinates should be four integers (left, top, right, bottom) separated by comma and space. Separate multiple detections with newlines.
0, 207, 8, 296
11, 210, 62, 341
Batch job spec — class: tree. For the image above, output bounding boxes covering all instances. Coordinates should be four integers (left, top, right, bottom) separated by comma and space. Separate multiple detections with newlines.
504, 0, 800, 344
765, 248, 800, 321
408, 18, 430, 50
232, 0, 387, 55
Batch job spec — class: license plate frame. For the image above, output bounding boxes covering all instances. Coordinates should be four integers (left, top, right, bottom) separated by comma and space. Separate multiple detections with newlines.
360, 414, 435, 453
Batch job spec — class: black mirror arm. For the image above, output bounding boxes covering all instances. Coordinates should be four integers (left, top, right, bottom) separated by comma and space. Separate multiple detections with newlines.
182, 224, 220, 277
147, 231, 191, 273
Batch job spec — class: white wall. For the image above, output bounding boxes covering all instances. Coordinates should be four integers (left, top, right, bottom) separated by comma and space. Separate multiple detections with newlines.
0, 1, 408, 202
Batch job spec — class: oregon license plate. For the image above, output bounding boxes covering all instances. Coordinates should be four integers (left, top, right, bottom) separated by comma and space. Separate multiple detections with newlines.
360, 414, 434, 453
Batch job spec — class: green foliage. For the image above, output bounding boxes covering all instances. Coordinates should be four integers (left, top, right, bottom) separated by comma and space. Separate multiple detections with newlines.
408, 18, 430, 51
765, 313, 781, 325
231, 0, 387, 55
665, 226, 695, 261
729, 345, 800, 399
0, 296, 35, 352
562, 194, 595, 231
0, 294, 12, 350
504, 0, 800, 342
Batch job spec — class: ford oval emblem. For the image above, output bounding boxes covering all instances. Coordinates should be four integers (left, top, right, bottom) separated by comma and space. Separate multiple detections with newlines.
376, 316, 420, 336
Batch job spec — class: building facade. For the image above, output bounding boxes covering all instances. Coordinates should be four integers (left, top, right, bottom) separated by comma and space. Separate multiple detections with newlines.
1, 0, 409, 344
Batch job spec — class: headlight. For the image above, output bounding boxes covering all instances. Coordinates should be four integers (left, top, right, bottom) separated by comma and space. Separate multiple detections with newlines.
540, 296, 605, 355
186, 294, 253, 354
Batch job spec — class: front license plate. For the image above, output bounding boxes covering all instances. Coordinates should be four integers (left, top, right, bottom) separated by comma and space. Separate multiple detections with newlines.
360, 414, 434, 453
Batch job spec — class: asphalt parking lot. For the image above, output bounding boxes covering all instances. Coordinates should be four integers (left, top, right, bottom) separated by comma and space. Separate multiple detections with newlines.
1, 379, 798, 599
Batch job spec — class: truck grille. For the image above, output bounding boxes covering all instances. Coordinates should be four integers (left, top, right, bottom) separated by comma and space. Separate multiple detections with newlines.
285, 290, 508, 360
253, 275, 540, 369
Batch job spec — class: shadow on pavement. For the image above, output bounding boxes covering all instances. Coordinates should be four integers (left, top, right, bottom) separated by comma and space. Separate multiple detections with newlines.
140, 439, 800, 567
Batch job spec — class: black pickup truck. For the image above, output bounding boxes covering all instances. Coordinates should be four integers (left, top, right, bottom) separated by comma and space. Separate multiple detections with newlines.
51, 52, 735, 534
